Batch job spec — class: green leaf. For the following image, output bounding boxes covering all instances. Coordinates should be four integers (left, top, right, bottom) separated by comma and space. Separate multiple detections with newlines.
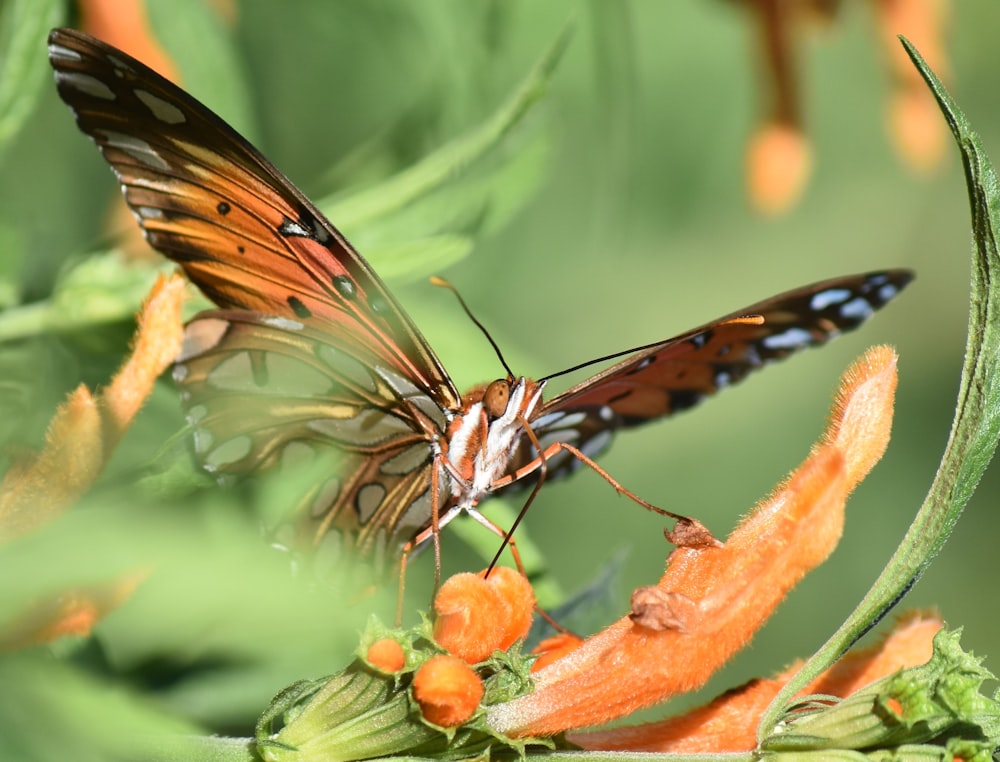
319, 23, 572, 238
758, 37, 1000, 741
0, 0, 64, 165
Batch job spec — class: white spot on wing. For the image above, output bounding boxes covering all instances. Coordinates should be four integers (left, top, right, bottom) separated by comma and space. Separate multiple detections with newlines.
762, 328, 813, 350
839, 297, 874, 321
56, 71, 115, 100
205, 435, 253, 470
48, 43, 82, 63
96, 129, 170, 170
135, 88, 186, 124
260, 316, 304, 331
877, 284, 899, 302
809, 288, 851, 311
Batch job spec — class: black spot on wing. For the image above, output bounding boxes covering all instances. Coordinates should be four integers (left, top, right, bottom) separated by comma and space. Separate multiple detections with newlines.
287, 295, 312, 318
217, 201, 231, 215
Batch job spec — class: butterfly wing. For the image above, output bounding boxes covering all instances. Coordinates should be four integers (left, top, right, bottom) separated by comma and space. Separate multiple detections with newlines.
515, 270, 913, 477
175, 311, 449, 561
48, 28, 458, 566
48, 28, 459, 407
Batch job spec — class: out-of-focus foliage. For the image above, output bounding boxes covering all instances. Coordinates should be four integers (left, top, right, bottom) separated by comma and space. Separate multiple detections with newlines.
2, 0, 999, 759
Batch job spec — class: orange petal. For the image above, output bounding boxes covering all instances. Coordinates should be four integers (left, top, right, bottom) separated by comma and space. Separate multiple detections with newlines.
0, 274, 185, 540
569, 613, 941, 753
101, 273, 186, 448
487, 347, 897, 736
0, 571, 148, 651
412, 655, 484, 728
532, 634, 585, 673
0, 386, 102, 539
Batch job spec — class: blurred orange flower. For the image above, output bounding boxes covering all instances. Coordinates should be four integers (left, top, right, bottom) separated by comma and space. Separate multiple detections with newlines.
740, 0, 950, 214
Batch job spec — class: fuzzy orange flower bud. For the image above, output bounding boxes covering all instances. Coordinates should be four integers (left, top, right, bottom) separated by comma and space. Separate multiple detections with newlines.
366, 638, 406, 673
433, 567, 535, 664
412, 655, 484, 728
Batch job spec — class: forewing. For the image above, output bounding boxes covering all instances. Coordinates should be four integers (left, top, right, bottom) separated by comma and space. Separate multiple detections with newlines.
48, 28, 459, 408
516, 270, 913, 476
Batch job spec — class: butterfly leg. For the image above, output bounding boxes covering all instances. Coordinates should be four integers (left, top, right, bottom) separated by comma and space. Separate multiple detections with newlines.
497, 437, 721, 550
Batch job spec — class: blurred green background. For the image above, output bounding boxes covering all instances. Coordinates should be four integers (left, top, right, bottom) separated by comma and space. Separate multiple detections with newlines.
2, 0, 999, 755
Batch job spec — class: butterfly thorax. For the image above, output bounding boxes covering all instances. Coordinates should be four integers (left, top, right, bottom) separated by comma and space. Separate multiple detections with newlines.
445, 377, 545, 507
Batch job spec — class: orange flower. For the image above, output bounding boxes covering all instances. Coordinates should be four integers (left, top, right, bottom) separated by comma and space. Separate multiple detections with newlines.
739, 0, 950, 214
486, 345, 898, 736
569, 613, 942, 753
0, 274, 185, 648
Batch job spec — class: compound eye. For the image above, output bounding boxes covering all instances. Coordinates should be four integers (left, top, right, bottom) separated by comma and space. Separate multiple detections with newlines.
483, 379, 511, 419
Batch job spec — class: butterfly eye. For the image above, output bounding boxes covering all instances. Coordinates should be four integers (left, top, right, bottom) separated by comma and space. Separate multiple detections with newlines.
483, 379, 511, 419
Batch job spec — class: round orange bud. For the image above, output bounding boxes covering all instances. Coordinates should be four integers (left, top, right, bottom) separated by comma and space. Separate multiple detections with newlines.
366, 638, 406, 673
412, 654, 484, 727
433, 568, 536, 663
434, 573, 503, 663
486, 566, 535, 651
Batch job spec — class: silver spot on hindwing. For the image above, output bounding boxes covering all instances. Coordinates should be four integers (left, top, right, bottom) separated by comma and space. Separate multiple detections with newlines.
95, 129, 170, 170
598, 405, 615, 421
310, 476, 342, 519
264, 352, 336, 396
356, 483, 387, 524
381, 445, 430, 476
172, 364, 189, 383
280, 441, 316, 471
316, 345, 377, 394
761, 327, 813, 350
810, 288, 852, 311
192, 427, 213, 454
56, 71, 115, 100
135, 88, 186, 124
204, 435, 253, 470
187, 404, 208, 424
307, 408, 411, 446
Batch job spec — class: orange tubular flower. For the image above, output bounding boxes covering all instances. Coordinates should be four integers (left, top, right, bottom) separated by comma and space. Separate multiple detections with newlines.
0, 275, 185, 648
570, 613, 942, 753
486, 345, 898, 737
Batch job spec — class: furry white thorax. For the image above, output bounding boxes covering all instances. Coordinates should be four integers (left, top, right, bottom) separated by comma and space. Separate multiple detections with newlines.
447, 378, 546, 509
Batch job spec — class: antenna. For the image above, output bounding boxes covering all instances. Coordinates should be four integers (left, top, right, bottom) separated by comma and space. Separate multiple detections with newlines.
537, 315, 764, 382
431, 276, 515, 378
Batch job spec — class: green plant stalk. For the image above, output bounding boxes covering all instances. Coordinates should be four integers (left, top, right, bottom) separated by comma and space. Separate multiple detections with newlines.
757, 37, 1000, 740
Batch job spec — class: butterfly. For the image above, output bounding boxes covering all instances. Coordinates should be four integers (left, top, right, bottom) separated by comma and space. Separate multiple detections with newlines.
49, 28, 913, 577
